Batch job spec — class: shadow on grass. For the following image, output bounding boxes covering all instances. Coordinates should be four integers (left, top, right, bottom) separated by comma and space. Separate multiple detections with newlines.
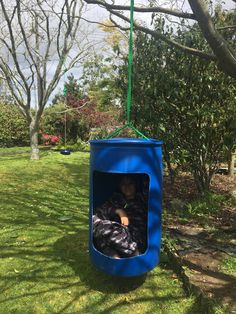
53, 233, 206, 314
53, 233, 147, 294
53, 233, 201, 314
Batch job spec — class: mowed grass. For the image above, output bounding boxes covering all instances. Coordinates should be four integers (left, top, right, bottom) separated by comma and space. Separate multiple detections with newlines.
0, 149, 199, 314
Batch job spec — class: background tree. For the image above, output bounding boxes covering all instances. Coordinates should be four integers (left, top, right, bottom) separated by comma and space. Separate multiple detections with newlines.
79, 54, 120, 110
84, 0, 236, 79
116, 18, 236, 193
0, 0, 92, 159
47, 73, 121, 143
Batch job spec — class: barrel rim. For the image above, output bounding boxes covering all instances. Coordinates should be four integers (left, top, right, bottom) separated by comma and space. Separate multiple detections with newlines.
90, 138, 163, 146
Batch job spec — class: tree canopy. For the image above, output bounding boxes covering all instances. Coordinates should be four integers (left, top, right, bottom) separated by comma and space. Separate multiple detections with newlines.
115, 16, 236, 193
84, 0, 236, 79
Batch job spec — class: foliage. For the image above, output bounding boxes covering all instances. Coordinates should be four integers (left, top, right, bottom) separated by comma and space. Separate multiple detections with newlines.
52, 74, 84, 106
42, 96, 90, 143
79, 54, 121, 111
83, 0, 236, 79
41, 134, 60, 146
0, 102, 29, 147
55, 138, 89, 151
89, 127, 111, 140
51, 74, 121, 142
40, 103, 66, 138
99, 19, 128, 56
185, 193, 228, 217
116, 15, 236, 193
0, 149, 199, 313
213, 5, 236, 51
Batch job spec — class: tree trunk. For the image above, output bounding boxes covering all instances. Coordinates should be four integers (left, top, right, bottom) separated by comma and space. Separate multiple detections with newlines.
193, 167, 212, 195
188, 0, 236, 79
30, 119, 40, 160
228, 151, 235, 178
163, 146, 176, 187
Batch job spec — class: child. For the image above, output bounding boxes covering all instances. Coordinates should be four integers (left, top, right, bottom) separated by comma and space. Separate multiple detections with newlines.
93, 175, 148, 258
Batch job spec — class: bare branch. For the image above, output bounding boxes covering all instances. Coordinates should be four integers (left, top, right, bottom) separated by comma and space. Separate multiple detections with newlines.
36, 0, 52, 88
84, 0, 196, 20
0, 60, 25, 108
45, 42, 91, 103
44, 1, 88, 106
84, 0, 236, 78
56, 2, 67, 58
0, 0, 31, 102
217, 25, 236, 31
79, 16, 117, 28
110, 16, 129, 31
56, 101, 90, 113
16, 3, 40, 79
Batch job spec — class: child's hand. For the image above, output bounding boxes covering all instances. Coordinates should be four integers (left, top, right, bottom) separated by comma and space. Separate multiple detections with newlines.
115, 209, 129, 226
121, 216, 129, 226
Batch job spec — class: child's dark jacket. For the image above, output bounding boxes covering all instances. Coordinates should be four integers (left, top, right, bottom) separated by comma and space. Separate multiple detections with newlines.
93, 192, 147, 257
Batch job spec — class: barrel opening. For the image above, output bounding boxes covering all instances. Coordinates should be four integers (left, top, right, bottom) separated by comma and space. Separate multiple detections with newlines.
92, 171, 149, 258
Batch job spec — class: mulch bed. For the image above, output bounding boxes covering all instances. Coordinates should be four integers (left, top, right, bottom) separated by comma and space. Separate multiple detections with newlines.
162, 172, 236, 311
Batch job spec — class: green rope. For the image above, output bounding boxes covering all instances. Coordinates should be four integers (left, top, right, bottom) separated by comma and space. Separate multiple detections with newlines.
129, 124, 149, 139
107, 123, 148, 139
107, 124, 129, 139
126, 0, 134, 123
108, 0, 148, 140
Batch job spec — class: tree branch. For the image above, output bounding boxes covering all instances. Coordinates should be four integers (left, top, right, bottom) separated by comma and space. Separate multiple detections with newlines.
0, 0, 31, 104
56, 101, 90, 113
79, 16, 117, 28
84, 0, 236, 77
188, 0, 236, 79
109, 9, 216, 61
109, 16, 129, 31
36, 0, 52, 92
217, 25, 236, 31
56, 2, 67, 58
84, 0, 196, 20
0, 60, 25, 109
44, 1, 87, 106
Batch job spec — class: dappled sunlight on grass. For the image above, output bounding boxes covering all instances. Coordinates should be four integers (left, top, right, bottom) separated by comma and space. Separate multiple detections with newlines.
0, 150, 200, 313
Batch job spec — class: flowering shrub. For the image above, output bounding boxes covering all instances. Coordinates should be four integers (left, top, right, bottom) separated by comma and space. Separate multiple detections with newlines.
42, 133, 60, 146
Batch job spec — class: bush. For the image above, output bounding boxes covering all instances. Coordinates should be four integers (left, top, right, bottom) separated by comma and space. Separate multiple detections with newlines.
55, 138, 89, 151
186, 193, 228, 216
89, 127, 109, 140
0, 103, 29, 147
41, 133, 61, 146
40, 103, 65, 139
41, 103, 90, 143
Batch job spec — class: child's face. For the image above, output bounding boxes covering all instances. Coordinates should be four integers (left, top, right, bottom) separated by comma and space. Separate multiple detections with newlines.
120, 179, 136, 199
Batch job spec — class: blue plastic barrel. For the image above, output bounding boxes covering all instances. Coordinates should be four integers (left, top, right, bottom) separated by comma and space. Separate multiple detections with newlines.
89, 138, 163, 277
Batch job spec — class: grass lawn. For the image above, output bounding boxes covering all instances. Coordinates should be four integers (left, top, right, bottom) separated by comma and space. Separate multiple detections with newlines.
0, 149, 200, 314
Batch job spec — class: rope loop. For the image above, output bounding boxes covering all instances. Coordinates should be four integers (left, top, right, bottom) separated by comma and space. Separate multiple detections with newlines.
107, 0, 149, 140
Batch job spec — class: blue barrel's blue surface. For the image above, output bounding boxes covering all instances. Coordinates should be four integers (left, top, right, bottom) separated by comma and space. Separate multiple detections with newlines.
89, 138, 163, 277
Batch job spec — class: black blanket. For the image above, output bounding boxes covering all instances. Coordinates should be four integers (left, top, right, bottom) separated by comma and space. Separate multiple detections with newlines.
93, 192, 147, 257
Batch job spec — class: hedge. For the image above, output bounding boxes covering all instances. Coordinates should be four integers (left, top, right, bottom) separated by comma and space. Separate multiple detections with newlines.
0, 103, 29, 147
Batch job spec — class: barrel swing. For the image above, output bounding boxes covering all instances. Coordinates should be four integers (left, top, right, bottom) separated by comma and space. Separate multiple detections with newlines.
89, 0, 163, 277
